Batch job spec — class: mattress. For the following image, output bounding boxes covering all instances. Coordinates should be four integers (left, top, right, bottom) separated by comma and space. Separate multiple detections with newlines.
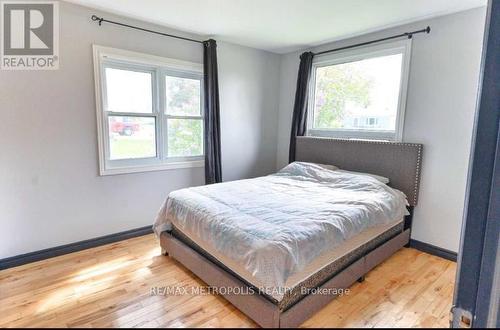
169, 219, 404, 311
155, 162, 408, 303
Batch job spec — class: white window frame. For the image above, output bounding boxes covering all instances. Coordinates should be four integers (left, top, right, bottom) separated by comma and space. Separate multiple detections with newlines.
307, 39, 412, 141
93, 45, 204, 176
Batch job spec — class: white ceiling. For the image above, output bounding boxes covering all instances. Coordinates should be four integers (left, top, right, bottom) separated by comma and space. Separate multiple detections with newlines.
66, 0, 487, 53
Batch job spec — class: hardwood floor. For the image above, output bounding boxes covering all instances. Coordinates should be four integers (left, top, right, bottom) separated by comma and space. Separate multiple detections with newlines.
0, 234, 456, 328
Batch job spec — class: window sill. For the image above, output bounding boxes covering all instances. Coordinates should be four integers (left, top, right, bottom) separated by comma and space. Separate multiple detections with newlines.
99, 159, 204, 176
307, 129, 399, 142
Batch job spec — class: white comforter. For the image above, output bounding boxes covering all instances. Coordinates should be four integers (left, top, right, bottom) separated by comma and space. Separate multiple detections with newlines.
154, 162, 408, 294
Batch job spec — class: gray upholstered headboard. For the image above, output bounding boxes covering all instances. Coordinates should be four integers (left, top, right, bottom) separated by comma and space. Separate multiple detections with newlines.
295, 137, 423, 206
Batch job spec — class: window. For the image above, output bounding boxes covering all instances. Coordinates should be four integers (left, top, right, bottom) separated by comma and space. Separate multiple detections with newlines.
93, 46, 204, 175
308, 39, 411, 141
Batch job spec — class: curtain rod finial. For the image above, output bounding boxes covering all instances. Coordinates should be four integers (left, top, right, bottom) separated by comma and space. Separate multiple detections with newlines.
91, 15, 103, 26
426, 26, 431, 34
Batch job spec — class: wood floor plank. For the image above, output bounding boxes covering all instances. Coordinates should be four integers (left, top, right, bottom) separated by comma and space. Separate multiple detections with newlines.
0, 234, 455, 328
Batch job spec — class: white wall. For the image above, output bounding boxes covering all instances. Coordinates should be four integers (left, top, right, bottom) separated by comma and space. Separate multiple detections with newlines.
218, 42, 280, 181
276, 8, 486, 252
0, 2, 280, 258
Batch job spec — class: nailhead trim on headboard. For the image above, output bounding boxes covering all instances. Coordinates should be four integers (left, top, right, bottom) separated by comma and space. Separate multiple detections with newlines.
301, 136, 422, 148
413, 145, 423, 206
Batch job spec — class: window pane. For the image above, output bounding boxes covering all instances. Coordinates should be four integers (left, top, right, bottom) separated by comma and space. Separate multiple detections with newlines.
167, 119, 203, 157
313, 53, 403, 131
165, 76, 201, 116
105, 68, 152, 113
108, 116, 156, 160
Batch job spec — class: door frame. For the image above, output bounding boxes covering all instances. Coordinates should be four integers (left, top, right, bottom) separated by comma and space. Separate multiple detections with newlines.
452, 0, 500, 328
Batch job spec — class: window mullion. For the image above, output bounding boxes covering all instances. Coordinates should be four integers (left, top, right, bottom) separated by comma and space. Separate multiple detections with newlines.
154, 68, 163, 162
159, 69, 168, 161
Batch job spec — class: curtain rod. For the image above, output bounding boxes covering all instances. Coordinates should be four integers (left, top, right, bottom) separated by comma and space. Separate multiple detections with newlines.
313, 26, 431, 56
91, 15, 204, 44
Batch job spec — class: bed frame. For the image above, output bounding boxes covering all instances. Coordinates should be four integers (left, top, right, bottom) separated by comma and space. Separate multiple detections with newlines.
160, 137, 423, 328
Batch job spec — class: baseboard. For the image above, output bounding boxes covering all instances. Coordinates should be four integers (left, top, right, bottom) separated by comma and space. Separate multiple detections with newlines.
0, 229, 457, 270
0, 226, 153, 270
409, 239, 457, 262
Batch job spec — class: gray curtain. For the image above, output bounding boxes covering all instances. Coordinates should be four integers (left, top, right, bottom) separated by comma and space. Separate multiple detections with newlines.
289, 51, 314, 163
203, 39, 222, 184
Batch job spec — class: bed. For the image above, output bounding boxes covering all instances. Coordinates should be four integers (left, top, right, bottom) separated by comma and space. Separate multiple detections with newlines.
154, 137, 423, 328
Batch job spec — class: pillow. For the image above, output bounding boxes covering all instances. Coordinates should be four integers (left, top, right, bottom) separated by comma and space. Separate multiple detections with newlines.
278, 162, 389, 184
312, 162, 339, 171
335, 169, 390, 184
280, 161, 338, 172
277, 162, 338, 178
